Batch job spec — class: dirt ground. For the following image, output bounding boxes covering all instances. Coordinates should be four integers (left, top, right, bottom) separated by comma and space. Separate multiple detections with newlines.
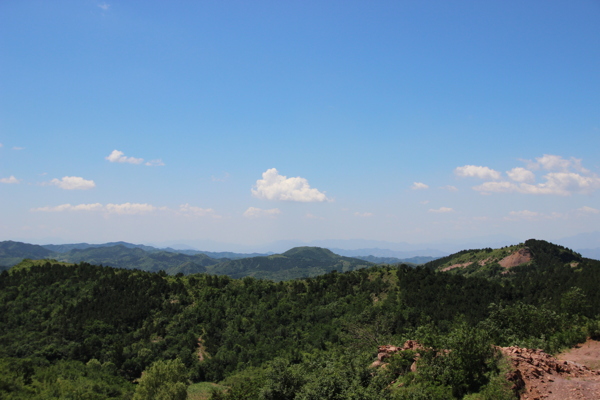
517, 339, 600, 400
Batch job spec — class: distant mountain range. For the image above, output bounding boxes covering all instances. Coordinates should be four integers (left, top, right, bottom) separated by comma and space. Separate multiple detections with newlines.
0, 240, 429, 279
3, 234, 598, 279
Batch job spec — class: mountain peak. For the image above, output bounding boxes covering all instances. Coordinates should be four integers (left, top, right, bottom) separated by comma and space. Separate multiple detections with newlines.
281, 246, 337, 260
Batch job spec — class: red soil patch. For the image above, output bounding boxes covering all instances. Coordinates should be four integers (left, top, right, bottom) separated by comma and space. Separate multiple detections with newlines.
499, 247, 532, 269
558, 339, 600, 372
500, 342, 600, 400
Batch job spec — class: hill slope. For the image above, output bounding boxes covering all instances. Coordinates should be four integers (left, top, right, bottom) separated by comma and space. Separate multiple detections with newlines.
56, 244, 220, 274
423, 238, 597, 278
0, 240, 57, 267
206, 246, 374, 280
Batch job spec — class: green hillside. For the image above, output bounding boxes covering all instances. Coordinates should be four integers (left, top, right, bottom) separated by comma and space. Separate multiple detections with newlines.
57, 244, 220, 274
0, 240, 56, 267
2, 239, 600, 399
206, 246, 374, 280
423, 238, 591, 278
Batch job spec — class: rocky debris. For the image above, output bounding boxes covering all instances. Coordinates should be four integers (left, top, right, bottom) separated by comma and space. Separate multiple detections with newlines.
499, 247, 532, 268
370, 340, 424, 369
499, 346, 600, 400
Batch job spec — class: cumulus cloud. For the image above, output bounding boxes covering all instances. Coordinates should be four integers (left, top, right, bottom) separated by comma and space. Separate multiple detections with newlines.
507, 167, 535, 183
12, 146, 24, 151
428, 207, 454, 213
243, 207, 281, 218
474, 172, 600, 196
354, 212, 373, 217
251, 168, 329, 202
50, 176, 96, 190
411, 182, 429, 190
105, 150, 144, 165
178, 204, 220, 218
98, 3, 110, 11
1, 175, 20, 184
455, 165, 501, 180
466, 155, 600, 196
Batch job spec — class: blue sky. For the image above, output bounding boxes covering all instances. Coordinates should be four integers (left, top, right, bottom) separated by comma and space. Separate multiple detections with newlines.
1, 1, 599, 250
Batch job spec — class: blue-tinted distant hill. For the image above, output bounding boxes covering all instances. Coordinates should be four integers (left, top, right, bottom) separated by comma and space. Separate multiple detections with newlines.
205, 246, 374, 281
0, 240, 56, 267
42, 242, 271, 259
55, 245, 220, 274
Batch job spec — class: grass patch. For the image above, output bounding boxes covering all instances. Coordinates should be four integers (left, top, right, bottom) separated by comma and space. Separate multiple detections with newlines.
187, 382, 227, 400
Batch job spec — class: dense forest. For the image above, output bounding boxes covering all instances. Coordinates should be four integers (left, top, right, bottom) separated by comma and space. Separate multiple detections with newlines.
1, 239, 600, 399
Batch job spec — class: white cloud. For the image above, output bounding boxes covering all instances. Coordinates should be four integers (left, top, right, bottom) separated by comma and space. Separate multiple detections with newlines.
98, 3, 110, 11
1, 175, 20, 184
178, 204, 220, 218
428, 207, 454, 213
354, 212, 373, 217
420, 200, 430, 205
145, 159, 165, 167
251, 168, 329, 202
507, 167, 535, 183
532, 154, 571, 171
105, 150, 144, 165
577, 206, 600, 214
411, 182, 429, 190
470, 156, 600, 196
455, 165, 501, 180
441, 185, 458, 192
305, 213, 325, 220
12, 146, 24, 151
525, 154, 589, 173
31, 203, 104, 212
455, 166, 502, 180
472, 181, 517, 193
243, 207, 281, 218
50, 176, 96, 190
0, 143, 3, 147
105, 203, 161, 214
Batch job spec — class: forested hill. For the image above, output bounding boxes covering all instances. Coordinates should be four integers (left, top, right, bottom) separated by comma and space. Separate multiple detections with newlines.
0, 241, 375, 280
423, 238, 599, 278
204, 246, 375, 280
57, 245, 221, 274
0, 240, 55, 268
2, 238, 600, 399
